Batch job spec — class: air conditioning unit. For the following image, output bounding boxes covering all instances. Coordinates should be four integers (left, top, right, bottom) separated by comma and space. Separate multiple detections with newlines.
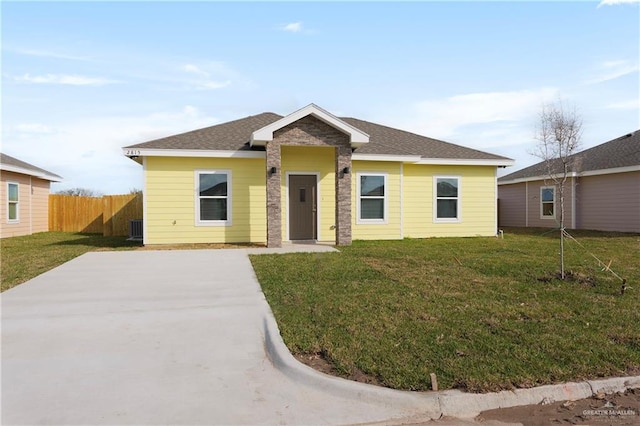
128, 219, 143, 241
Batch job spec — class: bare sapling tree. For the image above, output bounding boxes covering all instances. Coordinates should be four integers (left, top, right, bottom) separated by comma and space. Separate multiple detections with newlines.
532, 100, 582, 279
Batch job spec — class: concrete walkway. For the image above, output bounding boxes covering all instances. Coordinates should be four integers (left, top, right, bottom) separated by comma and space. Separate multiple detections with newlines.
2, 247, 639, 425
1, 248, 438, 425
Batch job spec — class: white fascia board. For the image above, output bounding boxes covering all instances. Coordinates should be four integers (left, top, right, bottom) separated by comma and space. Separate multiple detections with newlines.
250, 103, 369, 147
0, 164, 62, 182
498, 175, 553, 185
415, 158, 515, 167
580, 165, 640, 177
122, 148, 266, 159
498, 166, 640, 185
352, 154, 422, 163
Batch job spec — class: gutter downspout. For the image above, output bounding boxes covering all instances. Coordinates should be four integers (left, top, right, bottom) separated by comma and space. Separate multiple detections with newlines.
494, 168, 498, 234
525, 181, 529, 227
142, 157, 148, 246
29, 176, 33, 235
399, 163, 404, 239
571, 175, 577, 229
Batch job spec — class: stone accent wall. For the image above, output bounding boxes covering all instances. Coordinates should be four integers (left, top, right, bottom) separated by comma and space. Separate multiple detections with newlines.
265, 115, 352, 247
266, 144, 282, 246
335, 146, 352, 245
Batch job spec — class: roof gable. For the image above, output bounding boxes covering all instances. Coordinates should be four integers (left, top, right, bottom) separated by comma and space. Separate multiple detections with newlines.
0, 153, 62, 181
499, 130, 640, 183
250, 104, 369, 148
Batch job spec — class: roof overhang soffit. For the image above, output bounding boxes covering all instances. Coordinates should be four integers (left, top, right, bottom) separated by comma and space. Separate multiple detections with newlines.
250, 103, 369, 149
0, 164, 62, 182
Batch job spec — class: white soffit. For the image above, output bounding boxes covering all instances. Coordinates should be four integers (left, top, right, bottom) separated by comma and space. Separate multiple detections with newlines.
250, 103, 369, 148
122, 148, 266, 159
0, 164, 62, 182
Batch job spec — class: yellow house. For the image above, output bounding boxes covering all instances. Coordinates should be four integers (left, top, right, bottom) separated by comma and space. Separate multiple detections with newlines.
1, 153, 62, 238
123, 104, 513, 247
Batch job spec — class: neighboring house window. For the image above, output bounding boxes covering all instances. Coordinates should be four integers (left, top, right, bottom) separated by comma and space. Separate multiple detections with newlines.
7, 182, 19, 222
358, 173, 387, 223
541, 186, 555, 218
434, 176, 460, 222
196, 171, 231, 225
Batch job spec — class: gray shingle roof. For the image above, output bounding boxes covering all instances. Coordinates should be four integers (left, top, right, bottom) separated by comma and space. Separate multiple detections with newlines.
125, 112, 511, 161
498, 130, 640, 182
0, 153, 62, 181
342, 117, 509, 160
127, 113, 281, 151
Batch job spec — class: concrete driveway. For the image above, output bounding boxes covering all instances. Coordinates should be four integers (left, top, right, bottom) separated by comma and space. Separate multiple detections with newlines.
1, 248, 439, 425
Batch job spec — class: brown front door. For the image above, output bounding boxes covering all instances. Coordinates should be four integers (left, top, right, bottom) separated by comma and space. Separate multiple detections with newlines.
289, 175, 317, 240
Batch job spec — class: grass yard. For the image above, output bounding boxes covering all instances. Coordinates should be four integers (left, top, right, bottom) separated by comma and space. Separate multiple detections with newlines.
250, 228, 640, 393
1, 232, 141, 292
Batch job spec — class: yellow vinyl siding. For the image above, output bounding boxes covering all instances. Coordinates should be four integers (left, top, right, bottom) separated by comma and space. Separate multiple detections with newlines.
352, 161, 402, 240
280, 146, 335, 242
144, 157, 266, 244
403, 164, 497, 237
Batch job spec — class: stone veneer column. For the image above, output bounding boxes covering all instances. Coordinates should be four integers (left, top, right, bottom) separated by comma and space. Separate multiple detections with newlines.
266, 143, 282, 248
335, 146, 352, 246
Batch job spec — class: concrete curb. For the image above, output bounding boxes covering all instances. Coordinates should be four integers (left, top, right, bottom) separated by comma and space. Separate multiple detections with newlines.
252, 250, 640, 420
262, 305, 640, 420
262, 310, 443, 419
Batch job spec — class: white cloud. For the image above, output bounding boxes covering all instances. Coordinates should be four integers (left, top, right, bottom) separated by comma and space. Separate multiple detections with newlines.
586, 60, 640, 84
15, 123, 56, 134
183, 64, 209, 78
8, 47, 91, 61
13, 73, 118, 86
399, 88, 558, 144
606, 99, 640, 109
182, 63, 232, 90
598, 0, 639, 7
3, 106, 220, 194
199, 80, 231, 90
282, 22, 303, 33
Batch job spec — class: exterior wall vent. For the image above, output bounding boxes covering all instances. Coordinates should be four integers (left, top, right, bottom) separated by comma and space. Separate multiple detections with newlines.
128, 219, 143, 241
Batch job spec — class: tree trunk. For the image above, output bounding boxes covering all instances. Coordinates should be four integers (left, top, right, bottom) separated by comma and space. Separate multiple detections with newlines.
560, 227, 565, 279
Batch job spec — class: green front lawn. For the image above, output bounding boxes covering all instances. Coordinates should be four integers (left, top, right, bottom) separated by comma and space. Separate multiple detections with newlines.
250, 228, 640, 392
1, 232, 141, 292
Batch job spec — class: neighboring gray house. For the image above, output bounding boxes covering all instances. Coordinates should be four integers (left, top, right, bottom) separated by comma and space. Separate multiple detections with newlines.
498, 130, 640, 233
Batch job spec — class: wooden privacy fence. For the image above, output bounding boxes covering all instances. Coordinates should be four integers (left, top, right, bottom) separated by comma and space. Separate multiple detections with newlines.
49, 193, 143, 236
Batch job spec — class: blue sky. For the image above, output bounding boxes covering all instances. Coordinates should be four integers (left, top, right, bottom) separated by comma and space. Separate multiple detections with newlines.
2, 0, 639, 194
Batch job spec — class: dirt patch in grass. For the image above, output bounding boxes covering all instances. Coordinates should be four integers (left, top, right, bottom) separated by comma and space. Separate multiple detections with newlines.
536, 270, 599, 286
294, 353, 382, 386
132, 242, 264, 251
478, 388, 640, 426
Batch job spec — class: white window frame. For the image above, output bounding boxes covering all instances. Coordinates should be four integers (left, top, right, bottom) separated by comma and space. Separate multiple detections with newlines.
540, 186, 555, 219
433, 176, 461, 223
7, 182, 19, 223
356, 172, 388, 224
194, 170, 232, 226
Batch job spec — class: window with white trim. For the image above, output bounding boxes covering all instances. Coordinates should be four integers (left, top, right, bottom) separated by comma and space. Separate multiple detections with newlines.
7, 182, 19, 222
541, 186, 555, 218
196, 171, 231, 225
358, 173, 387, 222
434, 176, 460, 222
